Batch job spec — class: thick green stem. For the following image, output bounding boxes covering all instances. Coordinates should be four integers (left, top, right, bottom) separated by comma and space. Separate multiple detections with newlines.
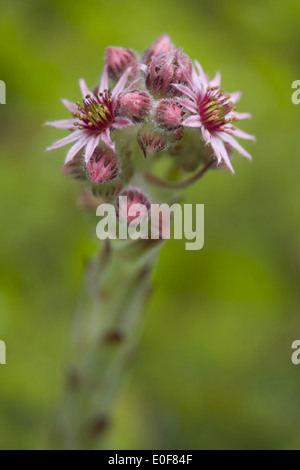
55, 239, 162, 449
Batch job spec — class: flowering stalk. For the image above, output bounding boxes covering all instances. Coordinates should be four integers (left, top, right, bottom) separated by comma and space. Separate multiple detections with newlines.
45, 34, 255, 449
53, 239, 160, 449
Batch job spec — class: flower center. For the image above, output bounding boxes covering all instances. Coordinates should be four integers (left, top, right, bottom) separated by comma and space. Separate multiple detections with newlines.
73, 90, 114, 132
198, 86, 238, 133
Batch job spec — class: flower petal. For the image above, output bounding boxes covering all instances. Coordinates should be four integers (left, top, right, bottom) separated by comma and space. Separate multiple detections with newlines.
229, 91, 242, 104
182, 115, 202, 127
210, 71, 221, 88
176, 98, 198, 113
99, 65, 109, 92
61, 99, 78, 113
220, 132, 252, 160
44, 119, 77, 129
124, 78, 141, 92
113, 116, 134, 129
211, 136, 235, 173
79, 78, 92, 99
84, 134, 100, 163
229, 111, 252, 121
111, 67, 131, 100
232, 128, 256, 141
46, 130, 83, 151
139, 64, 148, 73
184, 64, 197, 88
194, 60, 208, 89
65, 136, 88, 164
201, 127, 211, 143
100, 129, 115, 149
172, 84, 196, 101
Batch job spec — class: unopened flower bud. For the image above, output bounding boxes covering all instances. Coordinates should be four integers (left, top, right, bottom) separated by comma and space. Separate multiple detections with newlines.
145, 48, 192, 98
142, 34, 175, 66
116, 188, 151, 223
146, 52, 173, 98
137, 127, 168, 157
155, 99, 184, 130
116, 90, 152, 122
172, 48, 192, 88
86, 147, 119, 184
106, 47, 138, 80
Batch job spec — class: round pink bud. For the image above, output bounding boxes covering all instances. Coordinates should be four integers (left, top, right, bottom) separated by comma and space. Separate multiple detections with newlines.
116, 188, 151, 224
172, 48, 192, 88
116, 90, 152, 122
106, 47, 138, 80
86, 147, 119, 184
155, 99, 184, 131
137, 128, 168, 157
145, 52, 174, 97
145, 48, 192, 98
142, 34, 175, 66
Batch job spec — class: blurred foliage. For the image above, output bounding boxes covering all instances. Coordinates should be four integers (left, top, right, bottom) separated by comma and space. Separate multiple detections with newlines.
0, 0, 300, 450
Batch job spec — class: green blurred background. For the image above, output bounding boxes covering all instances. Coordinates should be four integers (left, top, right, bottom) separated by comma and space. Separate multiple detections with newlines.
1, 0, 300, 450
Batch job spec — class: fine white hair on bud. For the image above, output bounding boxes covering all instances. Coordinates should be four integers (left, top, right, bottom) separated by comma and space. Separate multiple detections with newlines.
155, 99, 184, 131
142, 34, 175, 66
116, 90, 153, 122
106, 47, 138, 80
86, 147, 119, 184
137, 127, 169, 158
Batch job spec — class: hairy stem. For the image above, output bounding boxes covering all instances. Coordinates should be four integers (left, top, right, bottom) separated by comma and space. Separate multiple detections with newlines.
144, 158, 216, 190
55, 239, 161, 449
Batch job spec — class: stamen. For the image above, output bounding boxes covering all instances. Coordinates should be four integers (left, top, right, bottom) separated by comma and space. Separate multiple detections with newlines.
198, 86, 237, 133
73, 90, 114, 132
